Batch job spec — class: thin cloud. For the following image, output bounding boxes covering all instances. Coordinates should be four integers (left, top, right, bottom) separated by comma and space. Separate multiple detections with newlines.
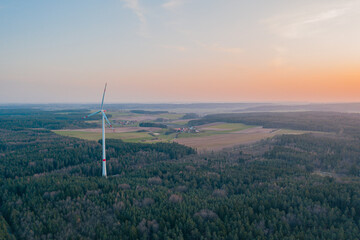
162, 0, 185, 10
199, 42, 242, 54
264, 2, 359, 39
162, 45, 187, 51
270, 46, 288, 67
122, 0, 148, 36
302, 8, 348, 24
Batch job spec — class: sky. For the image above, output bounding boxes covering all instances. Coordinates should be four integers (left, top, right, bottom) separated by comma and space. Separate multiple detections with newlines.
1, 0, 360, 103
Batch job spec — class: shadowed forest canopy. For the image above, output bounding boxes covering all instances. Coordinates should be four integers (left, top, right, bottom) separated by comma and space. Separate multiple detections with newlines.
0, 109, 104, 130
1, 108, 360, 239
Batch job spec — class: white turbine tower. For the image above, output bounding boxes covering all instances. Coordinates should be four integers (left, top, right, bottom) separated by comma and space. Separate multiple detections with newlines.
82, 83, 113, 177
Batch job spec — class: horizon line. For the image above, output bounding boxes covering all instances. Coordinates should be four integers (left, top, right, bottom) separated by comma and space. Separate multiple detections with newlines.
2, 101, 360, 105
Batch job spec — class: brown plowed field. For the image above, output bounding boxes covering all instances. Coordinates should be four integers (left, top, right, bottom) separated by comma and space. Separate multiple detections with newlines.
174, 128, 305, 151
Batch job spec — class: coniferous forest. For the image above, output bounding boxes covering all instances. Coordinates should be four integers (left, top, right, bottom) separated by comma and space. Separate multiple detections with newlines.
1, 109, 360, 239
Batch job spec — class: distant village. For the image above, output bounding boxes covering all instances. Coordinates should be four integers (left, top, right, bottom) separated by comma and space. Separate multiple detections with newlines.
174, 126, 199, 133
114, 120, 138, 126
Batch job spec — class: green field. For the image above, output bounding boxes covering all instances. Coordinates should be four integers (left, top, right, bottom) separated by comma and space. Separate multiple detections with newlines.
53, 129, 180, 143
170, 120, 189, 125
157, 113, 184, 119
201, 122, 253, 131
53, 130, 154, 142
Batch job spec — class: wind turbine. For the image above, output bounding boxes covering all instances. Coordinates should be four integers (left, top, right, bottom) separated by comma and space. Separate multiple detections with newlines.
82, 83, 113, 177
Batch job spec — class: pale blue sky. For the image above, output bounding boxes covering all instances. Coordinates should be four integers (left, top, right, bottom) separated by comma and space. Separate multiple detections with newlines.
1, 0, 360, 103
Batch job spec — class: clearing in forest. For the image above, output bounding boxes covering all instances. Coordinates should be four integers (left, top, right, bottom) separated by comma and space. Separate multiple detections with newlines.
53, 121, 313, 151
174, 127, 308, 151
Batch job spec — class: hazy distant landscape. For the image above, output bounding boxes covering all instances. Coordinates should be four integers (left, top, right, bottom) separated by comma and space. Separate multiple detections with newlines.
5, 102, 360, 113
52, 106, 312, 151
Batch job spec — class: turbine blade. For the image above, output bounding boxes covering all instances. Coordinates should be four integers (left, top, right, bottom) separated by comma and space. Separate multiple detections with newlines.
81, 110, 101, 119
102, 112, 114, 129
101, 83, 107, 110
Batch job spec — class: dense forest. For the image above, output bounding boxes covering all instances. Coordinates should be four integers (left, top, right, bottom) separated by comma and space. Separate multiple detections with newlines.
130, 110, 169, 115
0, 109, 102, 130
138, 123, 168, 129
1, 109, 360, 239
181, 113, 199, 120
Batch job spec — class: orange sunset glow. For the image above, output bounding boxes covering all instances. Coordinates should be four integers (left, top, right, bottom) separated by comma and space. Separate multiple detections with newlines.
0, 0, 359, 103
